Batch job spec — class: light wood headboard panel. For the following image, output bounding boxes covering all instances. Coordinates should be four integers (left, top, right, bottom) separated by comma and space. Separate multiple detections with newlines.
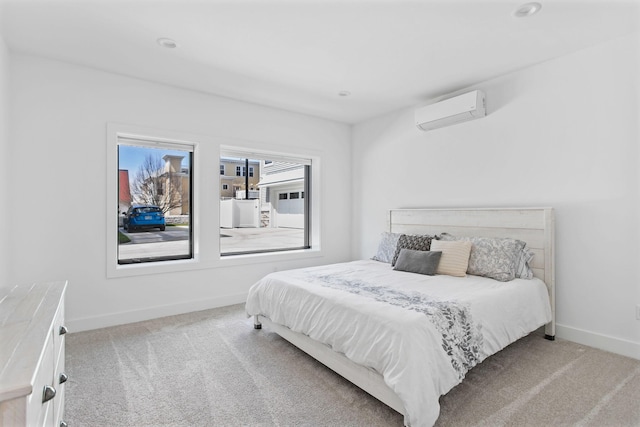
388, 207, 555, 337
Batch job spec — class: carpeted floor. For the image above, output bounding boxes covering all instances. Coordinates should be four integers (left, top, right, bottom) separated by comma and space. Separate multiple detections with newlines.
65, 304, 640, 426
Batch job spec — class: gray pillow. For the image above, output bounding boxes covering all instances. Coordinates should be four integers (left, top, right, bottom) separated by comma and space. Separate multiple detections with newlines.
438, 233, 525, 281
391, 234, 434, 266
371, 232, 402, 263
393, 249, 442, 276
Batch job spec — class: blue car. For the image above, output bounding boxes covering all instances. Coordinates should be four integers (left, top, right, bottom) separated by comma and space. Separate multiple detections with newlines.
123, 205, 166, 232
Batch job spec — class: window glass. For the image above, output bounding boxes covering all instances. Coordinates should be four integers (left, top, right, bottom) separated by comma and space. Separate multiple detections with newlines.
118, 142, 193, 264
220, 151, 310, 256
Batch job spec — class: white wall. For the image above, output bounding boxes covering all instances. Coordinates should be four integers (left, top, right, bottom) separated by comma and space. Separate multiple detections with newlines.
9, 54, 352, 330
0, 32, 10, 291
352, 34, 640, 359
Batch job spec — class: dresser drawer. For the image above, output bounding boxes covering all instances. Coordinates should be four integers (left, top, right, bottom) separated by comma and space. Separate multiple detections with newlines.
54, 337, 66, 427
26, 333, 55, 426
52, 298, 66, 371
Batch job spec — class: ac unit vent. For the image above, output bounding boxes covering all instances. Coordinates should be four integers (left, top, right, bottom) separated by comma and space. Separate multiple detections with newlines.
415, 90, 486, 131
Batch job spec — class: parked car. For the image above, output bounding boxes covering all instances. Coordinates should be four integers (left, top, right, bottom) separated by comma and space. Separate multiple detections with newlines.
123, 204, 166, 232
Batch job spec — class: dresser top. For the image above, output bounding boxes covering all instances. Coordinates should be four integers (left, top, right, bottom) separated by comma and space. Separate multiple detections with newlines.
0, 281, 67, 402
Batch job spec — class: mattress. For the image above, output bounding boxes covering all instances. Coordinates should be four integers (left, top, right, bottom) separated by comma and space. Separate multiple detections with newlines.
246, 259, 552, 426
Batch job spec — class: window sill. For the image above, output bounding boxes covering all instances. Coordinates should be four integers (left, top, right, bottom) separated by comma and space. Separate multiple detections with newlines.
107, 248, 324, 278
217, 247, 324, 268
107, 257, 200, 278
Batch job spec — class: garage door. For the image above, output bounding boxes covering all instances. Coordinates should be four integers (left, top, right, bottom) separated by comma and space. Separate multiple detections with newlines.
277, 191, 304, 228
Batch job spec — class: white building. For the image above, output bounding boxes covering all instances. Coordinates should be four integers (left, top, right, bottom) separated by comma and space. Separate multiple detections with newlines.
259, 161, 306, 229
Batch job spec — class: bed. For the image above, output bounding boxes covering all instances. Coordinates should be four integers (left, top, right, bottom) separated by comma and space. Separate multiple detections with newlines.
246, 207, 555, 426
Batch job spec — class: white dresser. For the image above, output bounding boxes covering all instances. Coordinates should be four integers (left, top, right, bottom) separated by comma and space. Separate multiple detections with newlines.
0, 281, 68, 427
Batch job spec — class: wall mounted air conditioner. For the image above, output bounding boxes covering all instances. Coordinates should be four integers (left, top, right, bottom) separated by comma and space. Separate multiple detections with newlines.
415, 90, 486, 131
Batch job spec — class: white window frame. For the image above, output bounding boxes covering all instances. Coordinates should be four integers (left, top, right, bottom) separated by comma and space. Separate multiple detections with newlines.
107, 124, 324, 277
107, 123, 203, 278
218, 144, 322, 264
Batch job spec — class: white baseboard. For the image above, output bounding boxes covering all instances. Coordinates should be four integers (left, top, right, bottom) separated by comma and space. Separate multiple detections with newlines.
556, 323, 640, 361
66, 292, 248, 333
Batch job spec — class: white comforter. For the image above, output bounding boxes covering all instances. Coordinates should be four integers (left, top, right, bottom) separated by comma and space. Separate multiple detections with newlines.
245, 260, 552, 426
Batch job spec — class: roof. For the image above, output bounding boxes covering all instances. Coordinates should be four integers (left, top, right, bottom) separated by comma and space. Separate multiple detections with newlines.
119, 170, 132, 203
258, 168, 304, 187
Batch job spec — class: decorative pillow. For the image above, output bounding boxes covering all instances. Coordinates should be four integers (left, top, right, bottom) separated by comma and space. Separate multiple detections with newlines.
515, 247, 535, 279
439, 233, 525, 281
391, 234, 434, 266
371, 232, 402, 263
429, 239, 472, 277
393, 249, 442, 276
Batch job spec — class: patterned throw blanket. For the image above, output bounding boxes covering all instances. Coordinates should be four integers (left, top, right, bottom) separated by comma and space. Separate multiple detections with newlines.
307, 271, 484, 379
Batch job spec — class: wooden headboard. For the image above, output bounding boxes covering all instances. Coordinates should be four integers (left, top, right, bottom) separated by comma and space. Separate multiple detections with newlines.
388, 207, 555, 338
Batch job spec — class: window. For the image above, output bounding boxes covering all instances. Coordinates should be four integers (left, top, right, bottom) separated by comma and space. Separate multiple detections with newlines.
220, 165, 225, 175
220, 149, 311, 256
117, 139, 193, 264
109, 124, 321, 277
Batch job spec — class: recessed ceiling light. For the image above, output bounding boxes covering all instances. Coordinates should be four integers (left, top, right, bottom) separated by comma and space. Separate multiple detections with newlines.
514, 2, 542, 18
157, 38, 179, 49
338, 90, 351, 97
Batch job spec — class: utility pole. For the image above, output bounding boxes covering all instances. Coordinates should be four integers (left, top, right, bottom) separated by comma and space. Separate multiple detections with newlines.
245, 158, 249, 199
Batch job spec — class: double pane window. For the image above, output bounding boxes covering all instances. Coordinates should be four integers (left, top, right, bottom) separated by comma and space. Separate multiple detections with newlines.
112, 128, 316, 273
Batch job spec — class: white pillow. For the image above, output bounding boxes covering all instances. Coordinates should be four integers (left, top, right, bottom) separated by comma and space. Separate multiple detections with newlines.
371, 232, 402, 263
515, 247, 535, 279
429, 239, 472, 277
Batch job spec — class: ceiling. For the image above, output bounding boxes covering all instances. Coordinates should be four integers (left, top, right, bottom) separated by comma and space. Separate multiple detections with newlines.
1, 0, 638, 124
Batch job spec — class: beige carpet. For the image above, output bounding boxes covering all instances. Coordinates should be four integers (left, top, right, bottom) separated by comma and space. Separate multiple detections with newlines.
65, 304, 640, 426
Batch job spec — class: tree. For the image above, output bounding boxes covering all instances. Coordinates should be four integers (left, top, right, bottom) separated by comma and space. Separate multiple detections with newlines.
131, 154, 185, 214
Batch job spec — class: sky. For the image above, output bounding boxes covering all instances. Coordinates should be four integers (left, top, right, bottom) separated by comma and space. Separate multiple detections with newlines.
118, 145, 189, 174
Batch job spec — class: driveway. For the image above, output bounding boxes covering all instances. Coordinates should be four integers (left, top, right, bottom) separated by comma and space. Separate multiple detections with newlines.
120, 226, 189, 244
118, 226, 305, 261
220, 227, 305, 253
119, 226, 190, 260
